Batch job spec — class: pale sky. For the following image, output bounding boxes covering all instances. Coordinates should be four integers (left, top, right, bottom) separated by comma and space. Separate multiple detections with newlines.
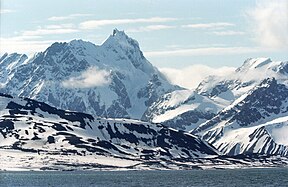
0, 0, 287, 86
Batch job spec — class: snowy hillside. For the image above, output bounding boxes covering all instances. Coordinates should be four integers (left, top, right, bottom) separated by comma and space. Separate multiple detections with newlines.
0, 93, 224, 170
0, 29, 179, 120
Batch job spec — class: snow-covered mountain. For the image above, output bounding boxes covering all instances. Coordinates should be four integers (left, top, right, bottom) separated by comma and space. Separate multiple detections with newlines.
143, 57, 288, 157
192, 78, 288, 156
1, 29, 288, 160
145, 58, 288, 131
0, 29, 179, 120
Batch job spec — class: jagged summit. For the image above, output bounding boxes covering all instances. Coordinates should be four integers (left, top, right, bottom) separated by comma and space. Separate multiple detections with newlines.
42, 29, 137, 59
103, 28, 140, 50
112, 28, 125, 37
0, 52, 28, 62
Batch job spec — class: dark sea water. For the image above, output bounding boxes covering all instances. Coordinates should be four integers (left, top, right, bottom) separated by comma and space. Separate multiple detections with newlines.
0, 168, 287, 187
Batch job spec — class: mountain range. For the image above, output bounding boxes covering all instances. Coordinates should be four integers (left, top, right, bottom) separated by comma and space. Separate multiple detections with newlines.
0, 29, 287, 170
0, 29, 178, 120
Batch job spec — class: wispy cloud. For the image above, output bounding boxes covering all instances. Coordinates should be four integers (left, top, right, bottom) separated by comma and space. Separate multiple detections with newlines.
247, 0, 288, 49
0, 23, 79, 54
145, 46, 261, 57
0, 9, 15, 14
0, 23, 78, 54
22, 24, 78, 36
48, 13, 93, 21
80, 17, 177, 29
22, 28, 78, 36
160, 65, 235, 89
182, 22, 234, 29
212, 31, 245, 36
127, 25, 175, 33
62, 67, 111, 88
0, 36, 65, 54
45, 24, 75, 29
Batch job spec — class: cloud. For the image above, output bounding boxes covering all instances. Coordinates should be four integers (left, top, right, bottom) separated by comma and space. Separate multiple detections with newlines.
145, 46, 261, 57
22, 28, 78, 36
0, 23, 77, 54
0, 9, 15, 14
62, 67, 111, 88
48, 14, 93, 21
247, 0, 288, 49
126, 25, 175, 32
212, 31, 245, 36
79, 17, 177, 29
182, 22, 234, 29
45, 24, 75, 29
21, 24, 78, 36
0, 36, 63, 54
160, 65, 235, 89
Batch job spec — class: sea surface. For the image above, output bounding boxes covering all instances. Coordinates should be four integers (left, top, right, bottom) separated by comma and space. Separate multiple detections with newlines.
0, 168, 287, 187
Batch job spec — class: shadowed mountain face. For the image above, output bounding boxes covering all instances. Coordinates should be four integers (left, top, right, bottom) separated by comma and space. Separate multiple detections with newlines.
0, 93, 218, 161
0, 29, 179, 120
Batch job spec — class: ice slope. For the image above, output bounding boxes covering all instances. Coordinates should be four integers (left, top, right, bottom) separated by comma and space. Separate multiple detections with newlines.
0, 29, 179, 120
143, 90, 224, 131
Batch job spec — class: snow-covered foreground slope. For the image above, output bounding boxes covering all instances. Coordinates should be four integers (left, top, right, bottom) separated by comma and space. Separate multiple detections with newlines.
193, 78, 288, 156
0, 93, 226, 169
0, 29, 178, 120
